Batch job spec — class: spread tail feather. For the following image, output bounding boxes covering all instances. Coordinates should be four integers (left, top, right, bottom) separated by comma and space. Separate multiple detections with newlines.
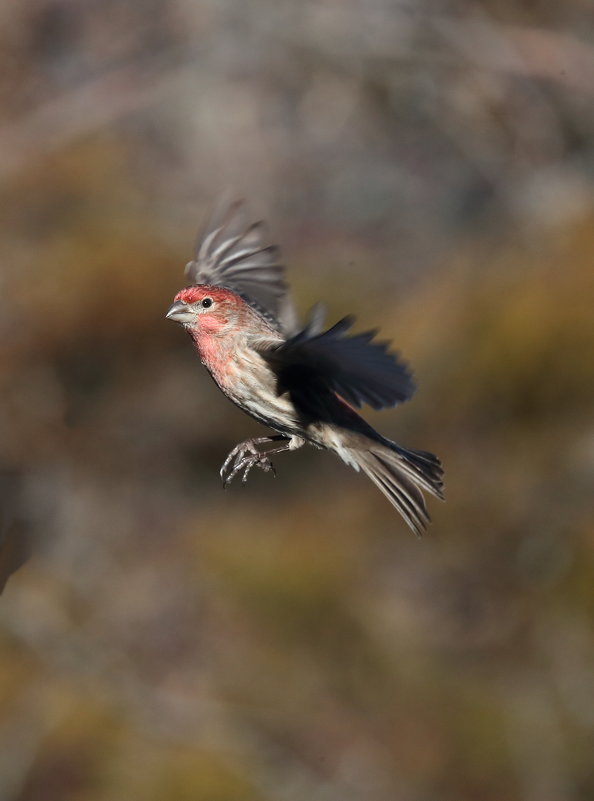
346, 441, 444, 536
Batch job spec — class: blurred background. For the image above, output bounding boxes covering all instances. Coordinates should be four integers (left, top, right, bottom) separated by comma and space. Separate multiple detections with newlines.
1, 1, 593, 799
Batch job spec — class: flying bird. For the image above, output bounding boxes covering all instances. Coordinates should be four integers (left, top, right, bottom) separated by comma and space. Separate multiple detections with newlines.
166, 201, 443, 535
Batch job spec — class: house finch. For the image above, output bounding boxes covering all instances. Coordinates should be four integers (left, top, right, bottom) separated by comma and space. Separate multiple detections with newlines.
166, 200, 443, 535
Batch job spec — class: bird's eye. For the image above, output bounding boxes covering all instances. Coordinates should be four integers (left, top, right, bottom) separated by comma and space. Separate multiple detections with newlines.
201, 298, 213, 309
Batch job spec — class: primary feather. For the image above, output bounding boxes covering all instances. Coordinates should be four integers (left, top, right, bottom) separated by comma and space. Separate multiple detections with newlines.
184, 199, 298, 333
262, 314, 416, 412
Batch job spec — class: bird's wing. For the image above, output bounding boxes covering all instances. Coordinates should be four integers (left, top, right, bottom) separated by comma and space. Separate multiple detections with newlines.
260, 315, 416, 411
185, 199, 298, 333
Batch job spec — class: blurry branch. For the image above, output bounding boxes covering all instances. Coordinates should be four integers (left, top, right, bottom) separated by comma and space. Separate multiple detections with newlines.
0, 53, 199, 181
280, 10, 594, 95
1, 15, 593, 186
427, 17, 572, 184
431, 18, 594, 93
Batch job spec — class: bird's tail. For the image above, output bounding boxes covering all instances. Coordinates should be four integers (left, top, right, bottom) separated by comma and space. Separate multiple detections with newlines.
344, 439, 444, 536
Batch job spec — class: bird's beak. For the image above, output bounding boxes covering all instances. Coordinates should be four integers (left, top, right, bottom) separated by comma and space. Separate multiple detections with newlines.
166, 300, 194, 324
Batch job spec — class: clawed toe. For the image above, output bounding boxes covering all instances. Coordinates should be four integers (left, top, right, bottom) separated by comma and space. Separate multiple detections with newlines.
220, 441, 277, 487
238, 454, 276, 483
219, 442, 252, 482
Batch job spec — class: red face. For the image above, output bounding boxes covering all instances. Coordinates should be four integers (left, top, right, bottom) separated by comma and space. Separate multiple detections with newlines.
167, 284, 240, 334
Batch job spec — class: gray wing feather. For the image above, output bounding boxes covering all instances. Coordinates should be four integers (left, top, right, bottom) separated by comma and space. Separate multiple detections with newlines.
185, 200, 297, 333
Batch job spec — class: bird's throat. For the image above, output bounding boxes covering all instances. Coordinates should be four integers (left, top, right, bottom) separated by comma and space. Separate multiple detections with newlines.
192, 330, 233, 382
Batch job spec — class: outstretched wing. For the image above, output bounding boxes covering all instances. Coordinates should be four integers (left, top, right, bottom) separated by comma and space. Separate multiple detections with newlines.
185, 199, 297, 333
262, 315, 416, 411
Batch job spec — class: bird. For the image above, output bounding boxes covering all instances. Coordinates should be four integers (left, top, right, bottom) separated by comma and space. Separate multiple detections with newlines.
166, 200, 443, 535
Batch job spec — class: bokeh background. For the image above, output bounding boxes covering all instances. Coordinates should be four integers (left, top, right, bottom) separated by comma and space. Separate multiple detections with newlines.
1, 2, 593, 799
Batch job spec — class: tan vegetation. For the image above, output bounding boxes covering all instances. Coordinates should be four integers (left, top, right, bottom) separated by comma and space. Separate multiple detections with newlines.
0, 2, 593, 799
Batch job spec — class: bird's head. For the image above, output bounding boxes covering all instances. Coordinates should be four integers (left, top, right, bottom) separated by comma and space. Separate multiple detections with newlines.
166, 285, 244, 336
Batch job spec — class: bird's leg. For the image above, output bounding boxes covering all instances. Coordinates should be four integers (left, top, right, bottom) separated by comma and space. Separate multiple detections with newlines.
221, 435, 291, 487
220, 436, 285, 481
236, 439, 302, 484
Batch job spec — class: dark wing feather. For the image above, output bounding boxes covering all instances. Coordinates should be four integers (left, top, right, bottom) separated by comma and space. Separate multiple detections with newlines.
185, 199, 297, 333
262, 315, 416, 411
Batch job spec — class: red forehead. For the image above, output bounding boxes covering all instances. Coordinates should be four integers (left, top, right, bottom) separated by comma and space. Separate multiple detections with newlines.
174, 285, 237, 304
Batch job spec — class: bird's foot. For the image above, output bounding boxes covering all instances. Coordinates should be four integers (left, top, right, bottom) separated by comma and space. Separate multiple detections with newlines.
220, 439, 277, 487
